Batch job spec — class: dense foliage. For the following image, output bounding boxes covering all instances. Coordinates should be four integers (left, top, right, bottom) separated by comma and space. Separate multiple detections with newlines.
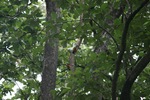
0, 0, 44, 99
0, 0, 150, 99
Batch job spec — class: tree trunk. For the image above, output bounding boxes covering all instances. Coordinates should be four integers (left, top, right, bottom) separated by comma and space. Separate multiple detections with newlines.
40, 0, 59, 100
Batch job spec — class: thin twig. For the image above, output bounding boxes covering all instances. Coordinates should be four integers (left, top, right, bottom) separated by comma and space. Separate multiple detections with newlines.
126, 0, 132, 13
91, 18, 119, 50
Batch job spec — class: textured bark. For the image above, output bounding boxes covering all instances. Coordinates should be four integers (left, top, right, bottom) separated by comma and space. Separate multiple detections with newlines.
40, 0, 59, 100
41, 40, 58, 100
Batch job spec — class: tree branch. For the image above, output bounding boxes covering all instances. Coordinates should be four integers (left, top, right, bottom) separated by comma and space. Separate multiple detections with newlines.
91, 18, 119, 50
120, 52, 150, 100
68, 38, 83, 71
112, 0, 149, 100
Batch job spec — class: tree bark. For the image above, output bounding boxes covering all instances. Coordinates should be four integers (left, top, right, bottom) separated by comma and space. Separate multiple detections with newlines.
40, 0, 59, 100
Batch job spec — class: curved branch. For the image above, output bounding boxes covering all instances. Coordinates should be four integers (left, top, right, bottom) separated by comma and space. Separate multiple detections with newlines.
91, 18, 119, 50
120, 52, 150, 100
112, 0, 149, 100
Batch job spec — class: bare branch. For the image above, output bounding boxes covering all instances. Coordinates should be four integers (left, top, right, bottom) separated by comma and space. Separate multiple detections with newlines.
91, 18, 119, 50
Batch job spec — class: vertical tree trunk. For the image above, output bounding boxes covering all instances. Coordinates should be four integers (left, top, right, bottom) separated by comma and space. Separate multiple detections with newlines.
40, 0, 59, 100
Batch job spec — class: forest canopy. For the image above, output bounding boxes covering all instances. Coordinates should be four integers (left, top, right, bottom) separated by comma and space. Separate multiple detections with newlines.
0, 0, 150, 100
